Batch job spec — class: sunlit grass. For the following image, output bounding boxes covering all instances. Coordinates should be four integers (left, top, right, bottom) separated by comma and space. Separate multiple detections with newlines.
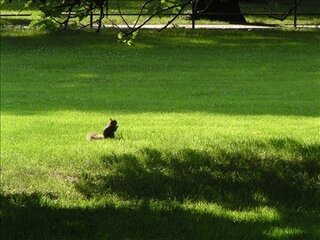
264, 227, 305, 239
1, 29, 320, 239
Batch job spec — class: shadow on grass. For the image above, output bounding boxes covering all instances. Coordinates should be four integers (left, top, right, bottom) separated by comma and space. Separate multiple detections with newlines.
0, 18, 32, 26
76, 138, 320, 209
1, 29, 319, 117
0, 193, 264, 240
1, 192, 319, 240
1, 139, 319, 239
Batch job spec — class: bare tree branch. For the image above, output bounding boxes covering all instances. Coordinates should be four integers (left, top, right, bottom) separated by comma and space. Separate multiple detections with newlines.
63, 4, 75, 29
268, 0, 302, 21
119, 0, 193, 39
133, 0, 155, 29
117, 0, 132, 29
159, 2, 190, 32
97, 1, 105, 32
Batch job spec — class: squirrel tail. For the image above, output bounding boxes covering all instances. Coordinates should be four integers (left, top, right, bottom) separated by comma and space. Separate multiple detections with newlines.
87, 133, 104, 141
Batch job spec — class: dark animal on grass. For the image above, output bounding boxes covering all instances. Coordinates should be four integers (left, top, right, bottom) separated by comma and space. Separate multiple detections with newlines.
87, 119, 118, 140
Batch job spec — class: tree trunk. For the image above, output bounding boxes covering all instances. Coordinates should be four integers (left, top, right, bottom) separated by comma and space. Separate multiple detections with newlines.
194, 0, 246, 23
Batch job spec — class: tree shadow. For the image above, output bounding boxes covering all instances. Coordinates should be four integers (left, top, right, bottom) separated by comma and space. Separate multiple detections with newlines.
76, 138, 320, 209
1, 138, 319, 239
1, 191, 318, 240
0, 18, 32, 26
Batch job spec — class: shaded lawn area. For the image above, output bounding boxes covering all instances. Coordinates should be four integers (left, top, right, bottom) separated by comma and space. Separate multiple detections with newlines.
1, 29, 319, 116
1, 29, 320, 239
2, 142, 320, 239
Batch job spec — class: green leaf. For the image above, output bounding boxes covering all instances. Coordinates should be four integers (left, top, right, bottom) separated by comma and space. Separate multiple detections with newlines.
127, 39, 133, 46
117, 32, 124, 40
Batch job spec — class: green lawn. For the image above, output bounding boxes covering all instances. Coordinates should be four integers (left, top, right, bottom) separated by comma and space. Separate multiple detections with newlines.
1, 29, 320, 239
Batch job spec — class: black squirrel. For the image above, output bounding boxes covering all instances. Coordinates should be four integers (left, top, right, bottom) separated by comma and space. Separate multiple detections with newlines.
87, 119, 118, 140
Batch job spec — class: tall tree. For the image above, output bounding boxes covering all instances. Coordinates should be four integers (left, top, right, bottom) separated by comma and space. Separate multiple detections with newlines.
194, 0, 246, 23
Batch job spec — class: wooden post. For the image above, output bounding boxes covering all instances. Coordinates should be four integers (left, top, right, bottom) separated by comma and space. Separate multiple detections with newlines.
294, 0, 297, 28
105, 0, 109, 17
191, 0, 196, 29
90, 3, 93, 29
